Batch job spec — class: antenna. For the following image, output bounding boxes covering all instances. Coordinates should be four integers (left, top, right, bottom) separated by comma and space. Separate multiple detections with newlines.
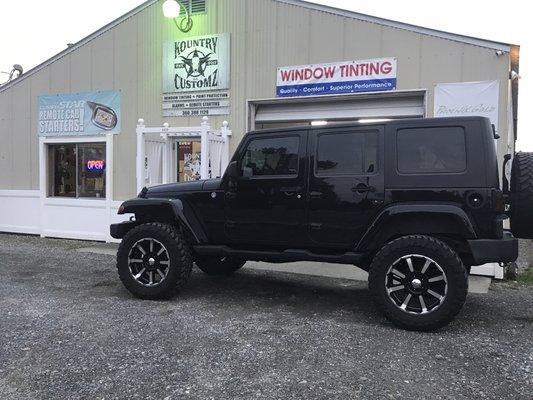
0, 64, 24, 86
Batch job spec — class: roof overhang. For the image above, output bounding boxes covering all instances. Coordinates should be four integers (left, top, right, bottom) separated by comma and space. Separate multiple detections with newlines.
279, 0, 514, 52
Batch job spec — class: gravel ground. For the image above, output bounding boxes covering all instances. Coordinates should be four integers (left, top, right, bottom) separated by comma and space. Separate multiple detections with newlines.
517, 239, 533, 272
0, 233, 532, 400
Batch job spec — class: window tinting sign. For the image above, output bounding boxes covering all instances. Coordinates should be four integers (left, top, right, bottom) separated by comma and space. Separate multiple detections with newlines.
277, 58, 397, 97
38, 90, 121, 136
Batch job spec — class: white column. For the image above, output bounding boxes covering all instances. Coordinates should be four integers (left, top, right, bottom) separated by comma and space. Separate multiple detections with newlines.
161, 122, 170, 184
200, 116, 210, 180
38, 137, 46, 237
105, 133, 114, 242
136, 118, 145, 193
221, 121, 232, 174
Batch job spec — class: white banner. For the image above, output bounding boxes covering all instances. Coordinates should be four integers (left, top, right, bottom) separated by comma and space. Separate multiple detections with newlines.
434, 80, 500, 129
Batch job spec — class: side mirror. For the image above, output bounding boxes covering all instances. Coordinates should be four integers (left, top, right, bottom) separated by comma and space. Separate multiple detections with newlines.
226, 161, 240, 179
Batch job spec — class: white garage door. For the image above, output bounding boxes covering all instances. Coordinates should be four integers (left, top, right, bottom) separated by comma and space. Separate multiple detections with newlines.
248, 90, 426, 130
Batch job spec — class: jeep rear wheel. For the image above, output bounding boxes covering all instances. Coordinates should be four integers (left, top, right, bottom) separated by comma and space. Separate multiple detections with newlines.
368, 235, 468, 331
195, 256, 246, 276
117, 223, 192, 299
510, 152, 533, 239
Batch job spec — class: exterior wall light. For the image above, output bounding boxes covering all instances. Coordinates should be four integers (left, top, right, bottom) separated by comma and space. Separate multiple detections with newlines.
163, 0, 180, 18
163, 0, 193, 33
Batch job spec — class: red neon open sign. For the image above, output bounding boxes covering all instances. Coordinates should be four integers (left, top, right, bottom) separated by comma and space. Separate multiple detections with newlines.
87, 159, 105, 172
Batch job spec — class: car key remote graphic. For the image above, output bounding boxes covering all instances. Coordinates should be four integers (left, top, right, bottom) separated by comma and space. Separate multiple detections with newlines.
87, 101, 118, 130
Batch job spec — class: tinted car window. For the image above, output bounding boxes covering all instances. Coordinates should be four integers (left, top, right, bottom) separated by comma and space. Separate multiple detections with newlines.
397, 127, 466, 174
316, 131, 378, 175
242, 136, 300, 177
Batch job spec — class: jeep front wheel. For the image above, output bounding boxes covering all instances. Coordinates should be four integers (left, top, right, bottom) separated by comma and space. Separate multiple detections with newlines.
195, 256, 246, 276
368, 235, 468, 331
117, 223, 192, 299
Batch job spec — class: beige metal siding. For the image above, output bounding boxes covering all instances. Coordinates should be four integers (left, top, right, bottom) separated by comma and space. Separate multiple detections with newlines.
0, 0, 512, 199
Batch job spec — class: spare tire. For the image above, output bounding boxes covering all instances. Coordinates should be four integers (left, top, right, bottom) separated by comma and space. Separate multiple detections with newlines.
510, 152, 533, 239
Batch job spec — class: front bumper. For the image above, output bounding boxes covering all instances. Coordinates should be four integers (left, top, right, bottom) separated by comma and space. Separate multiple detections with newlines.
110, 221, 139, 239
468, 231, 518, 265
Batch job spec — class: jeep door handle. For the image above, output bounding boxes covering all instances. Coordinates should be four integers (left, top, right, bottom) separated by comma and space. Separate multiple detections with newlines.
352, 184, 376, 193
225, 191, 237, 200
280, 187, 301, 196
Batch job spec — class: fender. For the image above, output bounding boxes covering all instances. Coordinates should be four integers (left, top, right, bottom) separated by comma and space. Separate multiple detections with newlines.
113, 198, 208, 243
355, 203, 477, 252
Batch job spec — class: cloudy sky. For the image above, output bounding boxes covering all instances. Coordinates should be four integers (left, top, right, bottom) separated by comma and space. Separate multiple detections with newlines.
0, 0, 530, 150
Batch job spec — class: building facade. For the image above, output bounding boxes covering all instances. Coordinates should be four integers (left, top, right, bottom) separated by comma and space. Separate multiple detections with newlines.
0, 0, 520, 245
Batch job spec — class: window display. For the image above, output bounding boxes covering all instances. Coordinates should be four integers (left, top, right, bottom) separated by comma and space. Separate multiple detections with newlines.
48, 143, 106, 198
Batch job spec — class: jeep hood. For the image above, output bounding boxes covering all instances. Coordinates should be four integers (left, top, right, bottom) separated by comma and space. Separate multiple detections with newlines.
144, 179, 222, 197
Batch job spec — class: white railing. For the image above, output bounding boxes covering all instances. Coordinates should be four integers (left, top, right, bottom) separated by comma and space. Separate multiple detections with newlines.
136, 117, 232, 192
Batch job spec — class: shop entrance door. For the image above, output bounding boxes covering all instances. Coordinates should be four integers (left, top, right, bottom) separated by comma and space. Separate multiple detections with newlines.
175, 140, 202, 182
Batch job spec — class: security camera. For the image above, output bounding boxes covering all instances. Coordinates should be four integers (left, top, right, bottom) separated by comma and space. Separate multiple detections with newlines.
510, 70, 521, 81
495, 50, 504, 56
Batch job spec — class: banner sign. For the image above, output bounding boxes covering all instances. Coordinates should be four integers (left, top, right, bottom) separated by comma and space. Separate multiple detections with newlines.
162, 33, 230, 117
38, 90, 121, 136
163, 33, 230, 93
162, 91, 230, 117
276, 57, 397, 97
434, 80, 500, 129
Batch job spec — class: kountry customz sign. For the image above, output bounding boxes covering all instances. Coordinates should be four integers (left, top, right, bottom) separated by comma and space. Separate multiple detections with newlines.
163, 33, 230, 117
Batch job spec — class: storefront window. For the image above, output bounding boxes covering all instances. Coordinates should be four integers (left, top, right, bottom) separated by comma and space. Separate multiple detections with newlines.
48, 143, 106, 198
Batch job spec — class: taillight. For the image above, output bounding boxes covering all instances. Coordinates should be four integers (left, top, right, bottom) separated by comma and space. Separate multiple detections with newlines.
492, 189, 505, 213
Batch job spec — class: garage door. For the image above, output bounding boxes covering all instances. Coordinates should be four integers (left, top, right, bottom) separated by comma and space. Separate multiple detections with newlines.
248, 90, 426, 130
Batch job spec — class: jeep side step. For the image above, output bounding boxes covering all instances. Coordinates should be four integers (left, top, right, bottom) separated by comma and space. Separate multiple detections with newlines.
192, 245, 363, 265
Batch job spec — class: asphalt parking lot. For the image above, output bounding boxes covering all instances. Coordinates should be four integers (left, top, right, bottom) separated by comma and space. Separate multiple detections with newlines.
0, 233, 532, 400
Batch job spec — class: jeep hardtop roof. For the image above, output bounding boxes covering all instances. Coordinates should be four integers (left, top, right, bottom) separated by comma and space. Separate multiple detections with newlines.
248, 116, 492, 136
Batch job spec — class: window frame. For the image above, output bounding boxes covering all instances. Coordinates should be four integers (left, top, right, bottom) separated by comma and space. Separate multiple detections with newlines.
239, 134, 301, 180
396, 125, 468, 176
314, 129, 380, 178
43, 136, 109, 201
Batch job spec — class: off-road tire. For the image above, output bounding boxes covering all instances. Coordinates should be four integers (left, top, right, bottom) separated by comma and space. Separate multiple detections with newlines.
510, 152, 533, 239
368, 235, 468, 331
117, 222, 192, 299
195, 256, 246, 276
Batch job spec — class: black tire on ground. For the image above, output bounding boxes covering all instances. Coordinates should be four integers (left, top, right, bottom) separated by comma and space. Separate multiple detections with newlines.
117, 222, 192, 299
195, 256, 246, 276
368, 235, 468, 331
510, 152, 533, 239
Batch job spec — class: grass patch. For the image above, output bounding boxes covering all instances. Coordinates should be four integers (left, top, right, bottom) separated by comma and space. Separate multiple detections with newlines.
517, 267, 533, 285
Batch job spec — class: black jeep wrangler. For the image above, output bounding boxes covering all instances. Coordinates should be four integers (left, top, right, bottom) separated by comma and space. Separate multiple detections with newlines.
111, 116, 533, 331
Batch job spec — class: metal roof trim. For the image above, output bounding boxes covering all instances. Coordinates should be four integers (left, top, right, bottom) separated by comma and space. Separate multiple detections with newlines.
1, 0, 516, 94
278, 0, 514, 52
0, 0, 159, 94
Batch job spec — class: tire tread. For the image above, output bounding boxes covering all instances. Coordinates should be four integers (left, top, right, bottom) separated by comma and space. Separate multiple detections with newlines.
510, 152, 533, 238
117, 222, 192, 299
368, 235, 468, 331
